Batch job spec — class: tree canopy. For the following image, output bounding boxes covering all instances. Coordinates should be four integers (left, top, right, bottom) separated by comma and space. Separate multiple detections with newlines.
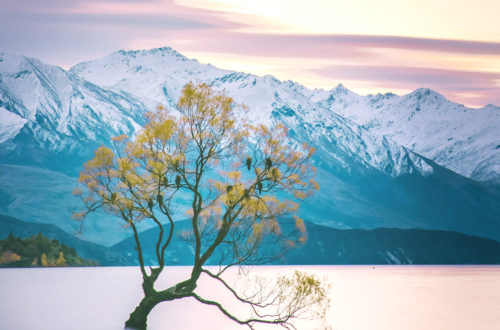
74, 82, 328, 329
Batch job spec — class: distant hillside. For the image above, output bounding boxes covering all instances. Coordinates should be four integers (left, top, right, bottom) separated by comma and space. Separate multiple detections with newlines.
110, 219, 194, 266
0, 214, 134, 266
286, 222, 500, 265
111, 219, 500, 265
3, 214, 499, 266
0, 233, 97, 267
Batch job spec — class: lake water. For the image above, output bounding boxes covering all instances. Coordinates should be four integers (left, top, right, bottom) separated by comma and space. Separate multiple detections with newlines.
1, 266, 499, 329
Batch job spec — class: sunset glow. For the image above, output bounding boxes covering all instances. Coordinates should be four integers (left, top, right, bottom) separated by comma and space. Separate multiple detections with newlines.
183, 0, 500, 41
1, 0, 498, 107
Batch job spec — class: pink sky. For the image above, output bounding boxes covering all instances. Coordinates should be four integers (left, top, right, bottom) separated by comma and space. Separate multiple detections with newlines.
1, 0, 499, 107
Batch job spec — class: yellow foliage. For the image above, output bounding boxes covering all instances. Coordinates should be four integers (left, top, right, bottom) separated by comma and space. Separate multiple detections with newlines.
252, 223, 263, 237
269, 218, 281, 235
71, 211, 85, 221
269, 168, 280, 180
293, 191, 307, 200
0, 251, 21, 264
294, 215, 306, 233
41, 253, 48, 267
72, 187, 83, 196
310, 179, 320, 191
111, 134, 129, 142
227, 171, 241, 180
56, 252, 66, 267
89, 146, 114, 167
152, 119, 176, 141
117, 158, 132, 172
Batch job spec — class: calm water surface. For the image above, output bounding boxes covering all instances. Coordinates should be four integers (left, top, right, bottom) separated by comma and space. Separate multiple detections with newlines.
1, 266, 499, 329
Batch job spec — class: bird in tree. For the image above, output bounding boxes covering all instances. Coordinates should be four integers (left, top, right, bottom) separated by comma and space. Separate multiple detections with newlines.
74, 82, 328, 329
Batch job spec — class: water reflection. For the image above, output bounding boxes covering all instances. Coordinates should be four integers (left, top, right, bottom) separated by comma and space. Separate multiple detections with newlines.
1, 266, 499, 329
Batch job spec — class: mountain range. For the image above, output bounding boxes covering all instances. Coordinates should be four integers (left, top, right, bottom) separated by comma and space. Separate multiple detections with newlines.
0, 47, 499, 247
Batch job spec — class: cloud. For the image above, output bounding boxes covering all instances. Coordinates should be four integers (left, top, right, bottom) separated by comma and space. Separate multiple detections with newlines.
0, 0, 498, 106
0, 0, 245, 29
170, 31, 500, 57
306, 34, 500, 55
0, 0, 244, 66
312, 65, 500, 88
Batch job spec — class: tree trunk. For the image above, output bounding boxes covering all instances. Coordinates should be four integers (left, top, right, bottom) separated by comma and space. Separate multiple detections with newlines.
124, 294, 160, 330
124, 276, 195, 329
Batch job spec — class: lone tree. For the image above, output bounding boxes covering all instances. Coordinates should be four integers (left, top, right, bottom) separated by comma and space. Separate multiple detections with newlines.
74, 82, 328, 329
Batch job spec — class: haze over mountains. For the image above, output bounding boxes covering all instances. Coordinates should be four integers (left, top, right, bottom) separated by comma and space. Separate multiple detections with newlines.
0, 47, 499, 246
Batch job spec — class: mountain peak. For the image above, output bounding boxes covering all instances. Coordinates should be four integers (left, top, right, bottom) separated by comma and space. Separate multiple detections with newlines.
113, 46, 189, 61
481, 104, 500, 111
314, 83, 359, 105
0, 52, 33, 73
406, 88, 445, 102
0, 52, 70, 75
333, 83, 349, 94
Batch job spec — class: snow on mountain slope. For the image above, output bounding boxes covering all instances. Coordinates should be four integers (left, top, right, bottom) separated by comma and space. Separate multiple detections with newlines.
0, 52, 148, 172
70, 47, 499, 183
311, 86, 500, 184
70, 47, 230, 109
70, 47, 433, 178
0, 106, 26, 143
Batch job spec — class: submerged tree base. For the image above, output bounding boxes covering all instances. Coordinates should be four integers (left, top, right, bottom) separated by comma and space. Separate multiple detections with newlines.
125, 293, 161, 330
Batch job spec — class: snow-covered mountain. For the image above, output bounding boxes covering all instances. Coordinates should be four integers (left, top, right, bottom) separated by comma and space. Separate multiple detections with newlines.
309, 85, 500, 184
1, 47, 436, 178
70, 47, 499, 184
0, 52, 147, 173
70, 47, 434, 177
0, 47, 499, 245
